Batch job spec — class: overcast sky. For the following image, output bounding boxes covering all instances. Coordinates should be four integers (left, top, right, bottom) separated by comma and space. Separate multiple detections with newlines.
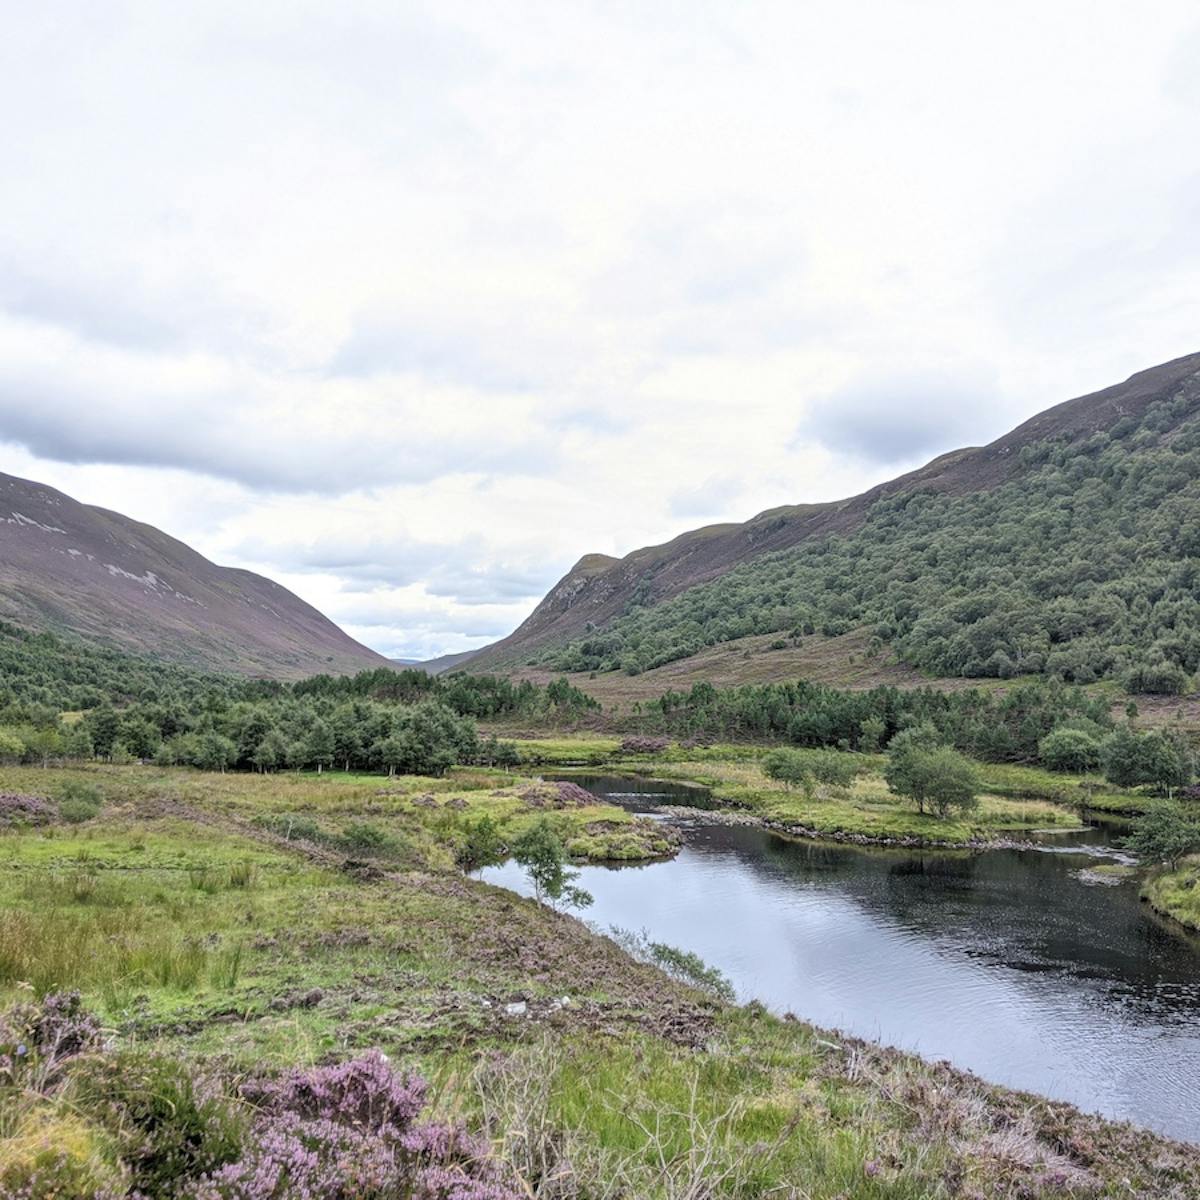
2, 1, 1198, 659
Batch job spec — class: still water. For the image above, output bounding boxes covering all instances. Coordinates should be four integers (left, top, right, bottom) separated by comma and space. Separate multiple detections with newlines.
483, 775, 1200, 1142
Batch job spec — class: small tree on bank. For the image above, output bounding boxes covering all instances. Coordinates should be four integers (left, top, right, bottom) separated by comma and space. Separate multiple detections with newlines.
763, 747, 862, 799
510, 818, 592, 911
456, 815, 505, 876
1126, 802, 1200, 870
885, 725, 979, 818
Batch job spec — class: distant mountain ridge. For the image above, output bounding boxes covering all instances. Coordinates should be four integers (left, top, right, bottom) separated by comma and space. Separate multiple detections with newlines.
469, 351, 1200, 685
0, 472, 390, 678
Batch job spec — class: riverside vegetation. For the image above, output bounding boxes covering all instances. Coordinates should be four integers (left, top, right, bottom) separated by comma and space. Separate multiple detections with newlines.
4, 636, 1200, 1194
4, 758, 1200, 1198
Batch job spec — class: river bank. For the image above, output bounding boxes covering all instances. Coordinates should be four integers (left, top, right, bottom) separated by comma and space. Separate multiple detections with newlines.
2, 761, 1198, 1196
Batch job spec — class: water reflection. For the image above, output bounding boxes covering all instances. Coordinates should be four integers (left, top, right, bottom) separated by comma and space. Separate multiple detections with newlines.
484, 775, 1200, 1141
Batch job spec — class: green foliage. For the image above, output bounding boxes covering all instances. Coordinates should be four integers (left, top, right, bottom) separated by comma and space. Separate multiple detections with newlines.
648, 675, 1112, 765
0, 624, 599, 781
75, 1051, 247, 1197
511, 818, 592, 910
762, 747, 861, 798
1126, 802, 1200, 869
0, 726, 25, 763
1037, 726, 1104, 773
885, 726, 980, 817
338, 822, 397, 854
55, 780, 104, 825
1102, 726, 1194, 791
456, 815, 505, 874
539, 396, 1200, 687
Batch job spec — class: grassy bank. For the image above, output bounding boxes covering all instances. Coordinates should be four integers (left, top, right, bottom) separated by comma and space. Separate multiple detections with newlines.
513, 742, 1089, 844
1141, 857, 1200, 932
1, 761, 1197, 1196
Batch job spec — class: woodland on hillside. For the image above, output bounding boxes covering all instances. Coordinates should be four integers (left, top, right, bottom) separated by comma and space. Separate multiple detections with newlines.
541, 394, 1200, 690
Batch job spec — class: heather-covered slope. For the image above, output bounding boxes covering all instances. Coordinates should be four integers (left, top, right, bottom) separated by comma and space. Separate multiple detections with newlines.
472, 352, 1200, 689
0, 472, 390, 678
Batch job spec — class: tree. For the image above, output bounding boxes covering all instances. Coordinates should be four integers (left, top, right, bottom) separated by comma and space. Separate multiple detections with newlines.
307, 720, 334, 773
764, 747, 861, 799
194, 731, 236, 773
252, 729, 288, 773
63, 725, 94, 761
456, 816, 504, 875
1126, 802, 1200, 869
885, 726, 979, 817
1038, 727, 1104, 773
24, 726, 64, 769
0, 727, 25, 764
119, 715, 161, 760
510, 818, 592, 910
84, 704, 120, 759
1102, 726, 1195, 793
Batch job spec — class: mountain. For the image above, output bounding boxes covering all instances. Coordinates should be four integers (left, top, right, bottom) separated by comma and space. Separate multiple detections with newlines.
0, 472, 391, 678
470, 351, 1200, 691
417, 649, 482, 675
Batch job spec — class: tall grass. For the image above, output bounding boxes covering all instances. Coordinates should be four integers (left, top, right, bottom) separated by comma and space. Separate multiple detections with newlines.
0, 908, 226, 999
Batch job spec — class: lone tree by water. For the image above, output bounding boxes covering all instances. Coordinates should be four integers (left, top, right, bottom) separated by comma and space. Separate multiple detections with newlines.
885, 724, 980, 818
511, 817, 592, 911
1126, 802, 1200, 870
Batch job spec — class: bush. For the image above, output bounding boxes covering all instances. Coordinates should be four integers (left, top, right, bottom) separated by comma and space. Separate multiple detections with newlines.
75, 1052, 248, 1197
1038, 727, 1104, 773
1121, 661, 1192, 696
1102, 726, 1195, 791
620, 736, 670, 755
56, 780, 104, 825
338, 822, 397, 854
763, 748, 862, 798
0, 994, 521, 1200
188, 1052, 520, 1199
0, 793, 57, 828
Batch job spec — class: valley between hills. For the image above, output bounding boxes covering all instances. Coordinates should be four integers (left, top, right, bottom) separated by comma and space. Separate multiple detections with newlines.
6, 356, 1200, 1196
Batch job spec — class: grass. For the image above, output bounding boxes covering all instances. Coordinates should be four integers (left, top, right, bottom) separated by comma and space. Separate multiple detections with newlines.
1142, 857, 1200, 932
589, 756, 1084, 844
1, 759, 1198, 1197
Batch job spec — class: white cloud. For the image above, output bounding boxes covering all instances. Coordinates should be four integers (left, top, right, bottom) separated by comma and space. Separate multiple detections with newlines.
1, 1, 1197, 657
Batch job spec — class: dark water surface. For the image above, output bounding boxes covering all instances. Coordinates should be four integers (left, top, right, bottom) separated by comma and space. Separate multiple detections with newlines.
483, 775, 1200, 1141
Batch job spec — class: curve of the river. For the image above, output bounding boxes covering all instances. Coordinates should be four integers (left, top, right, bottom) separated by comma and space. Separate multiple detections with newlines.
482, 775, 1200, 1142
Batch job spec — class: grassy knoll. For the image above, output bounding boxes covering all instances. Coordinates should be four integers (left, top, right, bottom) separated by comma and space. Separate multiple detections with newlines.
1, 762, 1197, 1197
1141, 857, 1200, 932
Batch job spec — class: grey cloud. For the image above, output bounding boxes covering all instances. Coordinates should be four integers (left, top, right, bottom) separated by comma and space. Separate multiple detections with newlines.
0, 375, 556, 495
799, 371, 1000, 465
237, 531, 561, 608
0, 255, 256, 356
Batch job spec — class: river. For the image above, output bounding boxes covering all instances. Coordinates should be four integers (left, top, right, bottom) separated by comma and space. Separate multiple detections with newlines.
482, 774, 1200, 1142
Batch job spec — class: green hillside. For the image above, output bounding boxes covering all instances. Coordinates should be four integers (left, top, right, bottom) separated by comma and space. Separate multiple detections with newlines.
538, 384, 1200, 692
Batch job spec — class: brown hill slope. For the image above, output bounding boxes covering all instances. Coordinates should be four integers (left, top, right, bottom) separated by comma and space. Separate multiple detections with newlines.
470, 350, 1200, 671
0, 472, 390, 678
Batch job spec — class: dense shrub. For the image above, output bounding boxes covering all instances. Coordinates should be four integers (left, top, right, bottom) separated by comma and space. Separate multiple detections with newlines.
1038, 727, 1104, 773
619, 736, 670, 755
